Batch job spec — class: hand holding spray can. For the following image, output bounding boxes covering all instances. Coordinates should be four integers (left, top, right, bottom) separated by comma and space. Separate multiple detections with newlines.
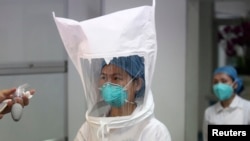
11, 83, 33, 121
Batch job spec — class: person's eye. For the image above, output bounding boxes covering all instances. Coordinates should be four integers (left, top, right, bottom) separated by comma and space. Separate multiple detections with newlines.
114, 76, 122, 81
221, 79, 228, 83
100, 75, 106, 80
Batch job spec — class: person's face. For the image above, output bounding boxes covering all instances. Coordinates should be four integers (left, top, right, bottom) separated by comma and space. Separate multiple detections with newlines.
99, 64, 141, 102
212, 73, 236, 89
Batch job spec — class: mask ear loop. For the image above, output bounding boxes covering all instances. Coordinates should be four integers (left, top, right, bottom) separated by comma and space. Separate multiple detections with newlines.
231, 80, 238, 94
122, 68, 144, 105
122, 80, 136, 105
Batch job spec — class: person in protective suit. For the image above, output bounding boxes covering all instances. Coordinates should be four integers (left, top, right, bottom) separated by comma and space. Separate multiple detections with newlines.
53, 0, 171, 140
73, 55, 171, 141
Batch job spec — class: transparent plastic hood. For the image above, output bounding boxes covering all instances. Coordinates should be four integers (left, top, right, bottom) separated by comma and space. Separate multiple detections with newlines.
53, 1, 157, 135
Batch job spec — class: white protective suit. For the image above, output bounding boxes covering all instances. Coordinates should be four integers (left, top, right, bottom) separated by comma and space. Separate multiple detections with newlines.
53, 1, 171, 141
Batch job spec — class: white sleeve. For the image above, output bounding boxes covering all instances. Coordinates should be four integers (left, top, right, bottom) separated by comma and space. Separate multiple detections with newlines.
157, 127, 171, 141
141, 118, 171, 141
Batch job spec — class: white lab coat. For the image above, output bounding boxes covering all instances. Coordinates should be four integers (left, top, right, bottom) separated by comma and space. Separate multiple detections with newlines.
53, 1, 171, 141
203, 95, 250, 141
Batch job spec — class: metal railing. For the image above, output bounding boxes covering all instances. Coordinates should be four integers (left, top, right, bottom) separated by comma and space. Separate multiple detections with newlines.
0, 61, 67, 75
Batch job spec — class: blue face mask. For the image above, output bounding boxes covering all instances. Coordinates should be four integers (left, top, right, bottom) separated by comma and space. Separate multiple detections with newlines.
213, 83, 234, 101
100, 83, 128, 108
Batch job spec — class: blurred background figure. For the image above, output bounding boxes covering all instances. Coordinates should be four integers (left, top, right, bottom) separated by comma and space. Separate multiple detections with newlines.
203, 65, 250, 141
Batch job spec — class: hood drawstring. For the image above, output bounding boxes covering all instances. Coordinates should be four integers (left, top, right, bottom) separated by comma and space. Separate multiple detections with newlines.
97, 120, 110, 140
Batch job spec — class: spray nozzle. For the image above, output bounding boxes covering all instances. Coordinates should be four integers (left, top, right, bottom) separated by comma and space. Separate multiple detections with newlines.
14, 83, 29, 98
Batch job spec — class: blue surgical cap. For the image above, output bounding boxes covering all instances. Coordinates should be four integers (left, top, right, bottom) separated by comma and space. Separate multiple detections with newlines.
213, 65, 244, 94
102, 55, 145, 98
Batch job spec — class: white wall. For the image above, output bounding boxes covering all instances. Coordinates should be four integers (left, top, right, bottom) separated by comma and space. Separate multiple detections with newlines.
0, 0, 68, 141
185, 0, 200, 141
0, 0, 66, 64
215, 1, 250, 18
199, 1, 215, 139
152, 1, 187, 141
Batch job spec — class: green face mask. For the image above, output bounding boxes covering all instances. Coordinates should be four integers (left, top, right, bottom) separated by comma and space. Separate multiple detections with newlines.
100, 82, 128, 108
213, 83, 234, 101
